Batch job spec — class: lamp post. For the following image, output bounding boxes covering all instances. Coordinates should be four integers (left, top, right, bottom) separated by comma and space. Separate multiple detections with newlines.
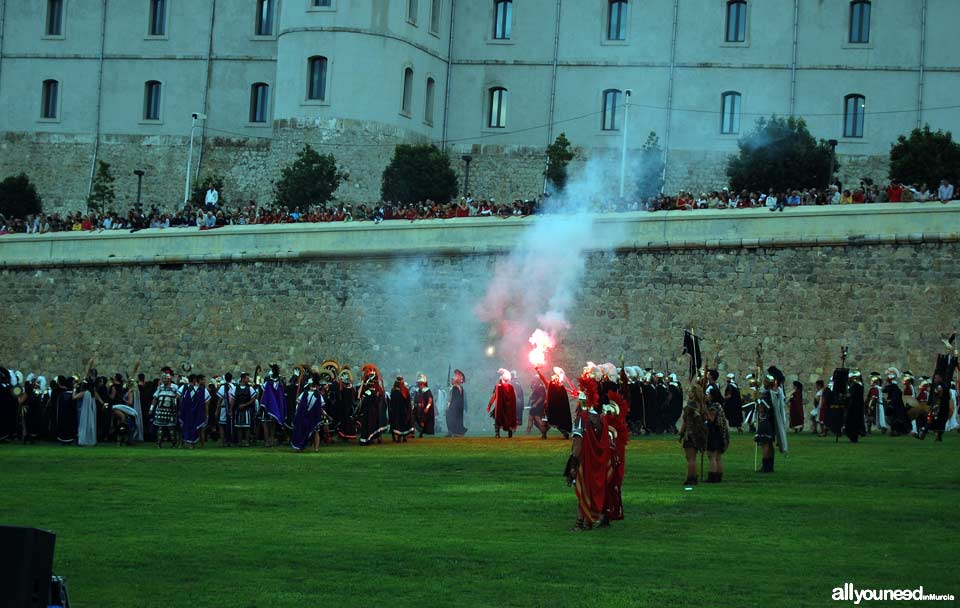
827, 139, 838, 189
619, 89, 632, 198
184, 112, 207, 206
462, 154, 473, 196
133, 170, 145, 207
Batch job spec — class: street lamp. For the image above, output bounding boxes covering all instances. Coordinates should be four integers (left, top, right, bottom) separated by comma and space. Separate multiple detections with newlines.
184, 112, 207, 206
461, 154, 473, 196
619, 89, 632, 198
133, 170, 145, 207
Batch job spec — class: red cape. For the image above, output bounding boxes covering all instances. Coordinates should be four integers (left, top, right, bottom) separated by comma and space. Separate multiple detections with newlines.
575, 410, 610, 524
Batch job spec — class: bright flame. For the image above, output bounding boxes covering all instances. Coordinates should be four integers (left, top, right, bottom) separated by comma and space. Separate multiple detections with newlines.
527, 328, 556, 367
485, 345, 496, 357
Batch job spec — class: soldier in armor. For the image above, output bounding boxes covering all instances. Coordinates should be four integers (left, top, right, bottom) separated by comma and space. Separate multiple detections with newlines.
883, 368, 911, 436
357, 364, 386, 445
845, 371, 866, 442
446, 369, 468, 437
150, 373, 180, 448
389, 375, 414, 442
487, 369, 517, 438
865, 372, 883, 434
233, 372, 257, 447
723, 372, 744, 432
679, 384, 707, 485
216, 373, 234, 447
755, 370, 788, 472
705, 381, 730, 483
564, 390, 611, 531
535, 366, 572, 439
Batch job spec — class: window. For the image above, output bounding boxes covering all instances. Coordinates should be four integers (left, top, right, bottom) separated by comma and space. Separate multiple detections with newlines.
430, 0, 442, 33
143, 80, 162, 120
401, 67, 414, 115
844, 94, 865, 138
849, 1, 870, 44
407, 0, 418, 25
720, 91, 741, 134
493, 0, 512, 40
425, 77, 436, 124
41, 80, 59, 119
488, 87, 506, 128
725, 1, 746, 43
601, 89, 621, 131
250, 83, 269, 123
307, 56, 328, 100
148, 0, 166, 36
608, 1, 627, 41
255, 0, 274, 36
312, 0, 332, 6
46, 0, 64, 36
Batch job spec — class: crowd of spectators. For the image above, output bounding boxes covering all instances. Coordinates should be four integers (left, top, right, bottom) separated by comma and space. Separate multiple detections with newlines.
1, 178, 955, 236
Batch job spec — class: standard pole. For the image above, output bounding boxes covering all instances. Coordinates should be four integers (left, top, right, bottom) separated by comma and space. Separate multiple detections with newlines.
184, 116, 197, 206
619, 92, 631, 198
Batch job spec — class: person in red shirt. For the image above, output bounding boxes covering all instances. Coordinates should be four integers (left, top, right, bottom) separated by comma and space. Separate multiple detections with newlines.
887, 182, 903, 202
852, 188, 865, 204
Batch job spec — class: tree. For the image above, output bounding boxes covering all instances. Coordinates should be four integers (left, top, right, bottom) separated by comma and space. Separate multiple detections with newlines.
191, 173, 226, 207
381, 144, 458, 205
87, 160, 116, 214
545, 133, 575, 193
636, 131, 665, 199
0, 173, 42, 219
274, 144, 346, 209
726, 116, 834, 193
889, 125, 960, 188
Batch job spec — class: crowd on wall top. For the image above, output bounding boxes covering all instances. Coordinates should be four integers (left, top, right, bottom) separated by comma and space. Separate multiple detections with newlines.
0, 178, 955, 236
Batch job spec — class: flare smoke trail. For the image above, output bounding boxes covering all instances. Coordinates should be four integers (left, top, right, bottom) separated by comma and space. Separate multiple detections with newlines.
475, 157, 628, 376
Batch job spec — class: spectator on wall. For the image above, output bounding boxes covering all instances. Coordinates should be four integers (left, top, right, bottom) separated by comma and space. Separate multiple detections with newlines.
938, 179, 955, 204
204, 186, 219, 210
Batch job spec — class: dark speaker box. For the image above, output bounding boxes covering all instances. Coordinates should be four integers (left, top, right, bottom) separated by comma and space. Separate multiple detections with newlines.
0, 525, 56, 608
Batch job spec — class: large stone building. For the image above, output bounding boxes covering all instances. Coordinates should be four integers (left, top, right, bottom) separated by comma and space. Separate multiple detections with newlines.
0, 0, 958, 210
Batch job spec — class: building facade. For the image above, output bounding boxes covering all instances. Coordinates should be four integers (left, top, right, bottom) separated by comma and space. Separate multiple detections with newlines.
0, 0, 957, 210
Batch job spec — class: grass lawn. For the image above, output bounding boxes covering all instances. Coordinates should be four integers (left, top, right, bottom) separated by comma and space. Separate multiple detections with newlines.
1, 432, 958, 608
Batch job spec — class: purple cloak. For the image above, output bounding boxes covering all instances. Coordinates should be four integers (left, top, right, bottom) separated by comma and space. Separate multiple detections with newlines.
261, 380, 288, 427
179, 386, 208, 445
291, 391, 325, 451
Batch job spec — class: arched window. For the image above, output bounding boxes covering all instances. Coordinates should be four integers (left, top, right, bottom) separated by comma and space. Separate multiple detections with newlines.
849, 1, 871, 44
250, 83, 269, 123
493, 0, 512, 40
401, 67, 414, 115
844, 94, 865, 138
425, 77, 436, 125
143, 80, 162, 120
255, 0, 274, 36
601, 89, 622, 131
488, 87, 507, 128
148, 0, 167, 36
720, 91, 741, 134
41, 80, 59, 119
725, 1, 746, 43
307, 56, 328, 100
46, 0, 64, 36
608, 1, 627, 41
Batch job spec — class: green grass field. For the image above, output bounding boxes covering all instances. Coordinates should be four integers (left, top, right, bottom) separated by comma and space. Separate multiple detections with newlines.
1, 432, 958, 608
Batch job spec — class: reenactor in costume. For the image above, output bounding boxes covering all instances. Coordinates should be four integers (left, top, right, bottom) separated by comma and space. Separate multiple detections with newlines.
883, 368, 911, 436
755, 369, 788, 472
678, 384, 707, 485
259, 364, 287, 448
290, 374, 325, 452
705, 381, 730, 483
535, 366, 572, 439
150, 372, 180, 448
445, 369, 468, 437
624, 366, 645, 436
526, 376, 545, 435
865, 372, 884, 434
413, 373, 435, 438
641, 371, 660, 433
826, 368, 848, 441
564, 378, 611, 531
487, 369, 517, 438
667, 373, 684, 433
723, 372, 744, 432
919, 352, 958, 442
233, 372, 257, 447
741, 374, 759, 433
655, 372, 672, 433
845, 371, 866, 442
216, 373, 235, 447
357, 364, 386, 445
389, 375, 414, 442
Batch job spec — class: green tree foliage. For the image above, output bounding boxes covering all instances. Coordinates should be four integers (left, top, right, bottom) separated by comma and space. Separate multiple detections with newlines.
889, 125, 960, 187
87, 160, 116, 213
544, 133, 575, 193
726, 116, 834, 193
274, 144, 346, 209
191, 173, 226, 207
0, 173, 42, 218
636, 131, 665, 199
381, 144, 458, 205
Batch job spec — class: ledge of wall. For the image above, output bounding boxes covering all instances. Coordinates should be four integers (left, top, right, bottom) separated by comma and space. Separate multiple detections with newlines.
1, 202, 958, 268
